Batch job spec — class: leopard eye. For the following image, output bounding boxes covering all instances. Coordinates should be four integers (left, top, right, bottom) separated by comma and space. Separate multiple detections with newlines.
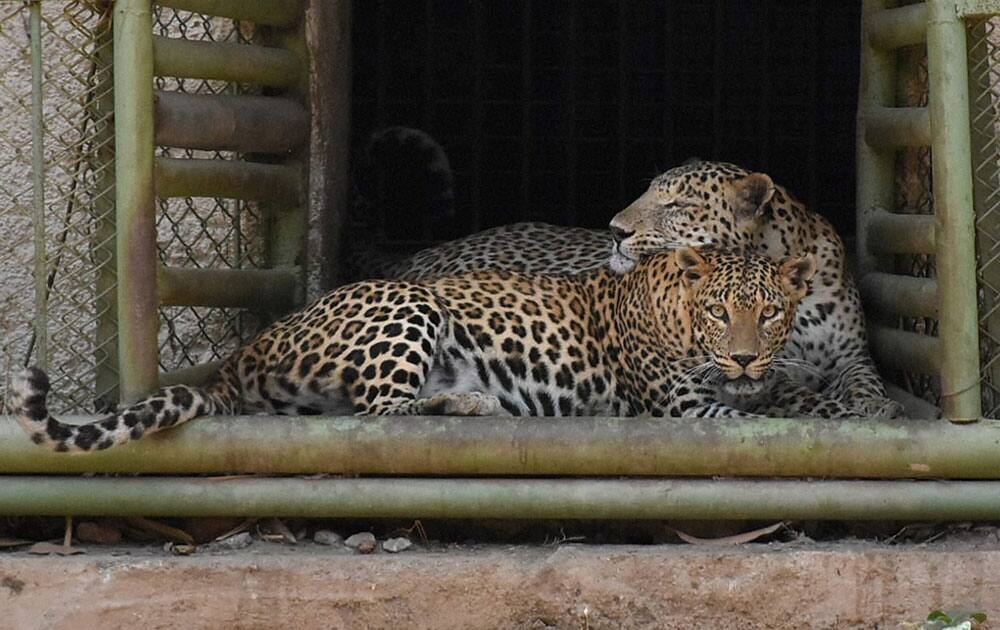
708, 304, 728, 321
760, 305, 780, 320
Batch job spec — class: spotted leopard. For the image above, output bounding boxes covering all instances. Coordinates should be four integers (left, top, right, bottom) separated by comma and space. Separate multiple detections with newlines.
366, 159, 901, 419
11, 247, 854, 453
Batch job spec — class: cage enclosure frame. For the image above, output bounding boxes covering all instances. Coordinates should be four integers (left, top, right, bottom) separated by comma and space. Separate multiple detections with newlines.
3, 0, 1000, 521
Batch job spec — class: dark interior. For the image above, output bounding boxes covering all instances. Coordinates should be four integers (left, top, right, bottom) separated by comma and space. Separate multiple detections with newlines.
351, 0, 861, 252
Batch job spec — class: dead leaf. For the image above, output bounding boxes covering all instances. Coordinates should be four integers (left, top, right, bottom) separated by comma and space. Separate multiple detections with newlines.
124, 517, 194, 545
670, 522, 784, 546
213, 518, 258, 542
28, 542, 84, 556
258, 518, 296, 544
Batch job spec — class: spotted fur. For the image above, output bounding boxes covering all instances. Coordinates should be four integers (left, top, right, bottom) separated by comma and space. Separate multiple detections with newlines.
372, 160, 902, 419
11, 248, 856, 453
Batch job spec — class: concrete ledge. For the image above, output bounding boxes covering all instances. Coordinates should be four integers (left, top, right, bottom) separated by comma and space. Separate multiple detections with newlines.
1, 543, 997, 629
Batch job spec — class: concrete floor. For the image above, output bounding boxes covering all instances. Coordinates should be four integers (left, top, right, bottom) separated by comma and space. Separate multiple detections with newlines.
1, 541, 998, 629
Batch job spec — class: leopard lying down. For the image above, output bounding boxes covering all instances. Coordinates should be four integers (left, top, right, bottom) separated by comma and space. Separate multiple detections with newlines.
11, 247, 857, 453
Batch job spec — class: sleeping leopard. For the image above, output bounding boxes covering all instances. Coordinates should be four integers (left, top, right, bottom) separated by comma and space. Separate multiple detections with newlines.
11, 247, 856, 453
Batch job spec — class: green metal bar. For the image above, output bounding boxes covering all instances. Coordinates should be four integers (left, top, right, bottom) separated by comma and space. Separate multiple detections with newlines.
155, 0, 304, 27
869, 325, 940, 375
864, 106, 931, 149
3, 477, 1000, 520
856, 0, 898, 282
29, 0, 47, 370
867, 209, 937, 255
155, 157, 302, 202
158, 266, 299, 309
859, 272, 938, 319
155, 92, 309, 153
114, 0, 159, 402
153, 36, 300, 88
3, 415, 1000, 478
867, 2, 928, 51
927, 0, 983, 420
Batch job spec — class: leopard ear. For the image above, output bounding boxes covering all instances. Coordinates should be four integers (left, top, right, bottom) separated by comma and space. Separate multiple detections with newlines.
779, 255, 816, 299
730, 172, 775, 222
676, 247, 712, 287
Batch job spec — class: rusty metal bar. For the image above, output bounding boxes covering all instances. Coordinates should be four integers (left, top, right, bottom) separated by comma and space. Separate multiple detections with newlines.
158, 267, 299, 309
114, 0, 159, 402
3, 415, 1000, 478
155, 92, 309, 153
4, 476, 1000, 520
153, 36, 300, 87
29, 0, 47, 369
859, 272, 938, 319
155, 157, 302, 202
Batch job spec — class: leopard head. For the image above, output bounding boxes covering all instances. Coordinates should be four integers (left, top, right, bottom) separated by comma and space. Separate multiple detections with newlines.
676, 247, 815, 397
608, 160, 775, 273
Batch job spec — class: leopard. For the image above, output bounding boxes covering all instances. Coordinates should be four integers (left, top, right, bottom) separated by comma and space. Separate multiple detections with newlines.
10, 247, 856, 453
360, 157, 903, 420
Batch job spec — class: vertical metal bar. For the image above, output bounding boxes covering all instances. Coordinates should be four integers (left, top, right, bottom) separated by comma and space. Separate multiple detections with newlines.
113, 0, 159, 402
29, 0, 47, 370
856, 0, 897, 282
93, 9, 119, 409
926, 0, 982, 419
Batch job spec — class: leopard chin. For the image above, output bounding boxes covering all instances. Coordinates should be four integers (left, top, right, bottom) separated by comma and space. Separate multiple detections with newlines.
720, 375, 767, 397
608, 249, 637, 274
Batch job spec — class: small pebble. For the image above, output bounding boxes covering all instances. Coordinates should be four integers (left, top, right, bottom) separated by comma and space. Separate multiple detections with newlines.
313, 530, 343, 546
344, 532, 376, 549
214, 532, 253, 550
382, 537, 412, 553
357, 539, 377, 554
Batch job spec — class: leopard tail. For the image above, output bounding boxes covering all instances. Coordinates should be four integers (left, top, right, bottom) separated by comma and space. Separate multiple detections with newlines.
9, 362, 241, 453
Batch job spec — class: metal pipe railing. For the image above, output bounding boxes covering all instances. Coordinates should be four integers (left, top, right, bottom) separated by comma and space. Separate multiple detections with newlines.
864, 105, 931, 148
114, 0, 159, 402
154, 92, 309, 153
155, 157, 303, 202
867, 209, 936, 255
153, 36, 301, 87
158, 266, 299, 309
4, 476, 1000, 521
3, 415, 1000, 478
860, 272, 938, 319
927, 0, 983, 419
867, 2, 928, 51
869, 325, 940, 375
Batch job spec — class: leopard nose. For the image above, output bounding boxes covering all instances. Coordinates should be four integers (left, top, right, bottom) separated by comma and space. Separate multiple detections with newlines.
732, 353, 758, 368
609, 225, 634, 243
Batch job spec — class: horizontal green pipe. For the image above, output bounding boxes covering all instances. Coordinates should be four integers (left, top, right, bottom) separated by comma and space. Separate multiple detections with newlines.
158, 266, 299, 309
153, 36, 300, 87
869, 326, 940, 376
155, 91, 308, 153
864, 106, 931, 149
868, 209, 936, 255
2, 415, 999, 477
3, 477, 1000, 520
867, 3, 927, 51
155, 157, 302, 202
860, 272, 938, 319
156, 0, 303, 27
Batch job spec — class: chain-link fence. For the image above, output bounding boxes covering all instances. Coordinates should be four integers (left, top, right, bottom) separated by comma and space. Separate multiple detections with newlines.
968, 16, 1000, 417
0, 1, 263, 413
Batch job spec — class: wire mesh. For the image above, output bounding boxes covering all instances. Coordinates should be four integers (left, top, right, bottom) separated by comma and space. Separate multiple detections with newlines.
968, 16, 1000, 417
0, 0, 115, 413
152, 6, 264, 375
